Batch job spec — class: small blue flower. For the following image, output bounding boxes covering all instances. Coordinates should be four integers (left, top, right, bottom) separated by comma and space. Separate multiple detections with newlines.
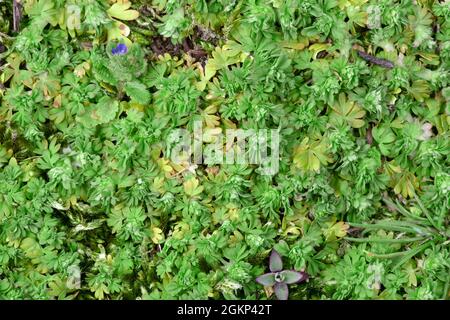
111, 43, 128, 56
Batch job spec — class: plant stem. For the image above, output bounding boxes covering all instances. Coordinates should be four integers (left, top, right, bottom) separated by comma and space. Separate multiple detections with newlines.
349, 222, 416, 234
414, 194, 441, 231
345, 236, 426, 243
392, 241, 433, 270
382, 197, 429, 224
443, 271, 450, 300
365, 251, 408, 259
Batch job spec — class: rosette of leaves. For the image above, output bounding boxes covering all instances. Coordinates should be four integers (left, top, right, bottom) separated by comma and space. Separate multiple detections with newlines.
256, 250, 308, 300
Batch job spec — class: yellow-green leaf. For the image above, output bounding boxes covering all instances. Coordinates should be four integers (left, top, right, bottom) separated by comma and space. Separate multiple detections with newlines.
293, 137, 333, 172
330, 93, 366, 128
151, 227, 164, 244
394, 171, 419, 198
183, 177, 204, 197
323, 219, 350, 241
107, 2, 139, 21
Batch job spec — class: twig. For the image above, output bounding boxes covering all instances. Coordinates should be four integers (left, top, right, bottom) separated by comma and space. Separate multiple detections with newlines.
345, 236, 427, 243
357, 50, 395, 69
13, 0, 22, 33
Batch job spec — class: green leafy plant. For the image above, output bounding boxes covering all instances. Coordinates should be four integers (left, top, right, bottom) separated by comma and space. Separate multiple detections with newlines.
0, 0, 448, 301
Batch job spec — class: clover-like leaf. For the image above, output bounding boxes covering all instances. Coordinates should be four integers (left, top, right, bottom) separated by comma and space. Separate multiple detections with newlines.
330, 93, 366, 128
323, 219, 350, 241
372, 125, 396, 156
197, 41, 248, 91
183, 177, 204, 197
293, 137, 333, 172
408, 80, 430, 102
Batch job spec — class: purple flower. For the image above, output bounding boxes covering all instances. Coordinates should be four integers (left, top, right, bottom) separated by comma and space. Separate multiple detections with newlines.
256, 250, 308, 300
111, 43, 128, 56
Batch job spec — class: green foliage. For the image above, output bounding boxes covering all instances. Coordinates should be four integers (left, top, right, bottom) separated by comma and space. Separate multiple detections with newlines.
0, 0, 448, 300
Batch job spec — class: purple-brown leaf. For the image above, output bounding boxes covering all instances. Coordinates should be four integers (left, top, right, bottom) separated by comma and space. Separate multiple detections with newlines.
280, 270, 308, 284
256, 273, 276, 287
274, 282, 289, 300
269, 250, 283, 272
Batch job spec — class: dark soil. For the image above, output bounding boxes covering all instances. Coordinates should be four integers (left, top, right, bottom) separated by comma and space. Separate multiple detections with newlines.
150, 35, 208, 67
0, 43, 5, 67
